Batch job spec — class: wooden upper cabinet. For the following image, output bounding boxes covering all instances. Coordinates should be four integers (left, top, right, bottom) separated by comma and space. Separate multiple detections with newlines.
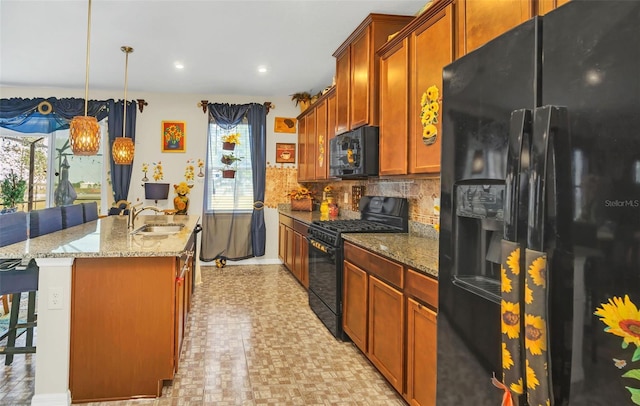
296, 114, 307, 182
333, 14, 414, 135
378, 0, 453, 176
335, 51, 350, 135
379, 38, 410, 176
327, 88, 337, 141
315, 98, 328, 180
350, 27, 372, 130
305, 110, 317, 182
537, 0, 570, 15
456, 0, 534, 58
409, 2, 454, 174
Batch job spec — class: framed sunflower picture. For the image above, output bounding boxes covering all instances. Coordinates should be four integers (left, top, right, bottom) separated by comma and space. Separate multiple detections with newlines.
162, 121, 186, 152
274, 117, 297, 134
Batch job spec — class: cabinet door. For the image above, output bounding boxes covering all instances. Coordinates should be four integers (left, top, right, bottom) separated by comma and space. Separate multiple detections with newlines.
343, 261, 368, 352
174, 263, 186, 373
285, 226, 295, 271
300, 233, 309, 289
305, 110, 317, 181
350, 27, 372, 130
368, 275, 404, 393
327, 90, 337, 141
291, 230, 303, 283
409, 4, 454, 174
456, 0, 533, 57
406, 297, 437, 406
315, 98, 328, 180
278, 222, 287, 261
379, 38, 409, 175
335, 50, 350, 134
297, 115, 307, 182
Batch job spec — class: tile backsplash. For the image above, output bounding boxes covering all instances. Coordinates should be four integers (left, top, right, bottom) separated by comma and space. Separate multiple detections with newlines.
265, 165, 440, 236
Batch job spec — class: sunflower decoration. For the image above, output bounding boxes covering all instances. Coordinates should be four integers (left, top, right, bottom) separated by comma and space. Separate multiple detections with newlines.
420, 85, 441, 146
511, 378, 524, 395
524, 281, 534, 305
507, 248, 520, 275
595, 295, 640, 404
197, 158, 205, 177
152, 161, 164, 181
524, 314, 547, 355
528, 256, 547, 287
502, 342, 514, 370
215, 256, 227, 268
221, 133, 241, 145
288, 186, 314, 200
164, 124, 184, 144
501, 300, 520, 339
526, 360, 540, 390
184, 159, 195, 182
141, 162, 149, 181
501, 266, 513, 293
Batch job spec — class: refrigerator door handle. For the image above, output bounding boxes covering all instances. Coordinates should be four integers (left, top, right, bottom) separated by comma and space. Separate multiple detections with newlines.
524, 105, 569, 406
504, 109, 532, 242
497, 109, 532, 404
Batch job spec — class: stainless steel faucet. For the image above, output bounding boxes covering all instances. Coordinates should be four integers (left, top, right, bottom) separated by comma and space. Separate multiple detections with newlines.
128, 203, 165, 229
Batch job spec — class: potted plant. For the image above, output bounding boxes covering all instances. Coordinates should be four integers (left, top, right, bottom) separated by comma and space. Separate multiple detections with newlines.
221, 133, 241, 150
0, 170, 27, 212
221, 153, 242, 178
290, 92, 312, 112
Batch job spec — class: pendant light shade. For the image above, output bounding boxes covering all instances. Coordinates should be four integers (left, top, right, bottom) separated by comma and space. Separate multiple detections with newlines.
113, 46, 135, 165
70, 0, 101, 156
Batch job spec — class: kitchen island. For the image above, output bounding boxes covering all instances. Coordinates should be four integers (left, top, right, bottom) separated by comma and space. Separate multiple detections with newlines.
0, 214, 200, 405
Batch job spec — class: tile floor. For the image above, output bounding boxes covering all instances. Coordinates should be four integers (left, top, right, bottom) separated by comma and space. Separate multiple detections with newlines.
0, 264, 406, 405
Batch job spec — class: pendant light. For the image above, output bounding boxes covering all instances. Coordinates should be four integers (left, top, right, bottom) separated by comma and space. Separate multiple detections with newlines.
112, 46, 135, 165
69, 0, 101, 156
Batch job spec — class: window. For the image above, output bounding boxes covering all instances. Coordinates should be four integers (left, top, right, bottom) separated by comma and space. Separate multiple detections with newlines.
205, 122, 254, 212
0, 121, 109, 212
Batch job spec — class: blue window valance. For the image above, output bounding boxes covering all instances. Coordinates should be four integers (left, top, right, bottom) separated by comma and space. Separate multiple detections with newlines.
0, 97, 110, 133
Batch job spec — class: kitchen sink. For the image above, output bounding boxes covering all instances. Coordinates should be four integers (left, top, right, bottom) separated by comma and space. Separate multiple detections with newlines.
131, 223, 185, 235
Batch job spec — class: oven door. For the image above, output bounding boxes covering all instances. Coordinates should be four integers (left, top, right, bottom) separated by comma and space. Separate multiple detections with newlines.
307, 236, 343, 339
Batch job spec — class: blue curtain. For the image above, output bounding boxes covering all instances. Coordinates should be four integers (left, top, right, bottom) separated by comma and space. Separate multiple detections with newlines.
0, 97, 109, 133
247, 103, 267, 257
107, 100, 137, 201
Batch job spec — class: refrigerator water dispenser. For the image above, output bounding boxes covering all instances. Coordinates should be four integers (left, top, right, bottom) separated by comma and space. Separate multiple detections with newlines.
453, 183, 505, 303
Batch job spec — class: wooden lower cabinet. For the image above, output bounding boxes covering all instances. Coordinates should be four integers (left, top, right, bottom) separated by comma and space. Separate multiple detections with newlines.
279, 214, 309, 288
70, 255, 189, 402
343, 241, 438, 403
342, 261, 368, 352
406, 297, 437, 405
368, 275, 404, 393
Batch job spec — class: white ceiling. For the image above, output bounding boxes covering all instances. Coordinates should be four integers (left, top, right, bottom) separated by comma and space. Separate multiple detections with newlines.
0, 0, 426, 98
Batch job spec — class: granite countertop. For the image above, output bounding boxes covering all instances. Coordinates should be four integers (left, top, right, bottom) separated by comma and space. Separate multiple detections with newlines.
342, 233, 439, 278
279, 207, 438, 278
0, 215, 200, 259
278, 207, 357, 225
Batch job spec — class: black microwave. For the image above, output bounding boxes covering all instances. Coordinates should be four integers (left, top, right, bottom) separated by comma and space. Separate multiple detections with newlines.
329, 126, 379, 178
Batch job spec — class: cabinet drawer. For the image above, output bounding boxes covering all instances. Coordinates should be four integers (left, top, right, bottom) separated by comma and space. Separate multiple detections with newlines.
344, 242, 403, 289
405, 268, 438, 310
279, 213, 293, 228
293, 220, 309, 236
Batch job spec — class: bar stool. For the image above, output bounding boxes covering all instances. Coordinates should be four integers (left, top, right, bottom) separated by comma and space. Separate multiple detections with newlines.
29, 206, 63, 237
61, 204, 84, 229
0, 211, 38, 365
82, 202, 99, 222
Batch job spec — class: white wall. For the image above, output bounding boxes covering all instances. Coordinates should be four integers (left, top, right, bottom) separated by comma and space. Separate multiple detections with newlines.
1, 86, 299, 262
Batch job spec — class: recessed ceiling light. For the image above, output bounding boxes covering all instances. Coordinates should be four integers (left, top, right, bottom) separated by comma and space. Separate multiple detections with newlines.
257, 65, 268, 73
175, 62, 184, 70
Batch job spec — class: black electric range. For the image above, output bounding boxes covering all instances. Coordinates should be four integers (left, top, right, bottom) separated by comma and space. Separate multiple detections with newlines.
306, 196, 408, 339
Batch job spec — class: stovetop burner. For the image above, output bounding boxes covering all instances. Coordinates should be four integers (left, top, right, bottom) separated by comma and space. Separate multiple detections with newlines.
307, 196, 409, 247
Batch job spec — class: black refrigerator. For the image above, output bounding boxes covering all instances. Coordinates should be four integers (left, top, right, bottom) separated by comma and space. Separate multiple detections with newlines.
438, 1, 640, 405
